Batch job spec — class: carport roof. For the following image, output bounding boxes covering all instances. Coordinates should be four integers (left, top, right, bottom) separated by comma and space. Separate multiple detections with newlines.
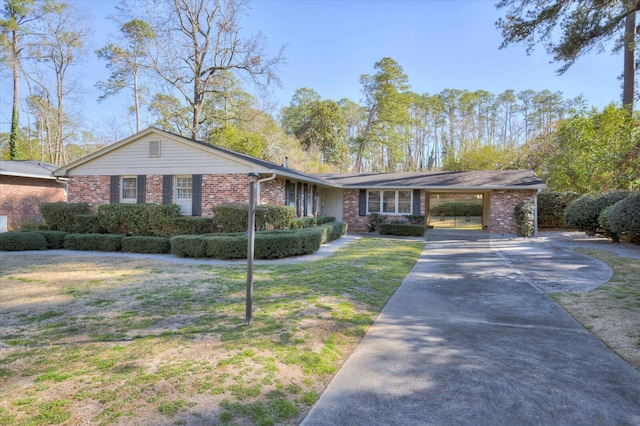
316, 170, 546, 190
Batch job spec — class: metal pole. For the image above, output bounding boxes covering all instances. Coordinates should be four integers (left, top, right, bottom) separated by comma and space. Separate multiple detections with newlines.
246, 173, 258, 325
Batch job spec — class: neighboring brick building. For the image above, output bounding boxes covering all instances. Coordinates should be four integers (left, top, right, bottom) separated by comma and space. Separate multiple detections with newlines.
54, 127, 546, 236
0, 160, 67, 231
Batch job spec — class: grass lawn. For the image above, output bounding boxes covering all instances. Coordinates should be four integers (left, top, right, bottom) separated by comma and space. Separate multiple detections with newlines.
552, 248, 640, 371
0, 238, 423, 426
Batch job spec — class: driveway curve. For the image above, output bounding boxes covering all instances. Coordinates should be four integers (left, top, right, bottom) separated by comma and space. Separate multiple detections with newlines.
302, 230, 640, 426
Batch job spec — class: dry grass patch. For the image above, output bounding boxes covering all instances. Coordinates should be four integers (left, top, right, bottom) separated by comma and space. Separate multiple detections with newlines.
0, 238, 422, 425
552, 248, 640, 370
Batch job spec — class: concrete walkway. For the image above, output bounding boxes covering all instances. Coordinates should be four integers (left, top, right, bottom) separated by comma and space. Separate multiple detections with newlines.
301, 230, 640, 425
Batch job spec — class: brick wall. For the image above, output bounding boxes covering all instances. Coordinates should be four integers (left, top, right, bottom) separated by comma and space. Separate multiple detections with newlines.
68, 174, 271, 217
68, 175, 110, 212
343, 189, 368, 232
0, 176, 67, 230
489, 189, 537, 234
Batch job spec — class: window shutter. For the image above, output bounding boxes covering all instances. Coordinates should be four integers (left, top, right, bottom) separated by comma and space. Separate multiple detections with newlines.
162, 175, 172, 204
110, 176, 119, 203
285, 180, 290, 205
358, 189, 366, 216
296, 182, 302, 217
303, 184, 308, 216
412, 189, 421, 216
137, 175, 146, 203
192, 174, 202, 216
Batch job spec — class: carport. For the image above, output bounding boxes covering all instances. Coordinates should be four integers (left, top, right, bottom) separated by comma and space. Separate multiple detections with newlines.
317, 170, 546, 235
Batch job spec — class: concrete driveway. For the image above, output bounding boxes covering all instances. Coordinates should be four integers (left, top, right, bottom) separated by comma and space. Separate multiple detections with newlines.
301, 230, 640, 425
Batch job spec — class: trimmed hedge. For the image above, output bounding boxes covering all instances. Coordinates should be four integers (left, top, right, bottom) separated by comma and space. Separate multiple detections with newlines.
63, 234, 123, 251
429, 202, 482, 217
537, 191, 582, 229
74, 214, 100, 234
212, 204, 296, 232
122, 236, 171, 254
379, 223, 425, 237
36, 231, 68, 249
292, 216, 337, 229
514, 201, 535, 237
564, 190, 634, 235
171, 222, 347, 259
0, 231, 47, 251
40, 202, 90, 232
605, 193, 640, 244
97, 203, 180, 236
404, 215, 425, 225
166, 217, 215, 235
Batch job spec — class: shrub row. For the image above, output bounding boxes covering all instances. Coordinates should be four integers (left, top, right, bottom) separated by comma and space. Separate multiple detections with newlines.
1, 222, 347, 255
212, 204, 297, 232
379, 223, 425, 237
429, 202, 482, 217
40, 202, 91, 233
97, 203, 181, 236
292, 216, 336, 229
171, 222, 347, 260
564, 190, 634, 236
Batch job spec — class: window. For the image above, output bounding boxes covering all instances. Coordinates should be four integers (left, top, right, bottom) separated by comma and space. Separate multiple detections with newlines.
121, 176, 137, 203
367, 190, 412, 215
174, 175, 193, 215
286, 181, 296, 207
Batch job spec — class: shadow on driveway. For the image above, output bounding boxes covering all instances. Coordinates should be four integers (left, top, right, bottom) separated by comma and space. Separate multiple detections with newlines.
302, 231, 640, 425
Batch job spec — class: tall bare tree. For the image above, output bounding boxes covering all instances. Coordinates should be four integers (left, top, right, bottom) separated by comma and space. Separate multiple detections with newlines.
0, 0, 44, 159
144, 0, 284, 140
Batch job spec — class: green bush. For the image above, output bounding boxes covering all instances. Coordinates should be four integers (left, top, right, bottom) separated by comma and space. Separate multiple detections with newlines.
170, 235, 210, 258
514, 201, 535, 238
537, 191, 582, 229
367, 212, 388, 232
0, 231, 47, 251
379, 223, 425, 237
319, 222, 348, 243
122, 236, 171, 254
40, 202, 90, 232
73, 214, 100, 234
404, 215, 425, 225
429, 202, 482, 217
564, 190, 634, 235
597, 206, 619, 243
97, 203, 181, 236
293, 216, 338, 229
63, 234, 123, 252
35, 231, 68, 249
167, 217, 215, 235
212, 204, 296, 232
605, 193, 640, 244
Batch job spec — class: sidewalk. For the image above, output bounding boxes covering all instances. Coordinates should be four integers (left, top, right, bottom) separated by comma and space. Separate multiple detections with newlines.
301, 231, 640, 425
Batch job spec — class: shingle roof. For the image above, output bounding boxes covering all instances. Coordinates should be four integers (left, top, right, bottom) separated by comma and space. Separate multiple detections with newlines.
0, 160, 59, 180
316, 170, 546, 189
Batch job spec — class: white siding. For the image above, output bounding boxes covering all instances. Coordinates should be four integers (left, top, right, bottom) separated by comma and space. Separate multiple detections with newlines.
68, 134, 264, 176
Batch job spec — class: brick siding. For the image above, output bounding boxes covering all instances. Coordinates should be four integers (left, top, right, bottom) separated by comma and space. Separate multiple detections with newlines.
68, 174, 288, 218
488, 189, 537, 234
0, 176, 67, 230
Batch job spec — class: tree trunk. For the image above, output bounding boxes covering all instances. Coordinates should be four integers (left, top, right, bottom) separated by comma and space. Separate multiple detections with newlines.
9, 29, 20, 160
623, 7, 636, 112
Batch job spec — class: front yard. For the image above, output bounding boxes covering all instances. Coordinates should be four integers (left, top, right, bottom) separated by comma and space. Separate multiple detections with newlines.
0, 238, 423, 425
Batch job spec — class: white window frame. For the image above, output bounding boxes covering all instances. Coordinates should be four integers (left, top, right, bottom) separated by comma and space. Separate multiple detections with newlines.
121, 176, 137, 203
174, 175, 193, 215
367, 189, 413, 215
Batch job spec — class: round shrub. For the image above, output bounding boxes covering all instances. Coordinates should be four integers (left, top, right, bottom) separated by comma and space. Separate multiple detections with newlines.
606, 193, 640, 243
0, 231, 47, 251
40, 202, 90, 232
564, 190, 634, 235
36, 231, 68, 249
514, 201, 535, 237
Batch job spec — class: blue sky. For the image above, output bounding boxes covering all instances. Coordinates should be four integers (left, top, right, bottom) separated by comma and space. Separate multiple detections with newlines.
0, 0, 625, 135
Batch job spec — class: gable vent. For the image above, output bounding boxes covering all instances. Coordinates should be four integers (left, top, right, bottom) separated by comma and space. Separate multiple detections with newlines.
149, 140, 161, 157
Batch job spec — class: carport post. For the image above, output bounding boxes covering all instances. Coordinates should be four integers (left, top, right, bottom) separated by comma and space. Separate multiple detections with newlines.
246, 172, 259, 326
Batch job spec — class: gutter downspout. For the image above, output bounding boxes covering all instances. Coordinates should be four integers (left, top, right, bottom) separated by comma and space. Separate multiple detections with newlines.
256, 174, 277, 205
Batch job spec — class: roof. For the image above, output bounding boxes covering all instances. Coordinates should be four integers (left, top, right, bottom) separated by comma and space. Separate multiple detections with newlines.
0, 160, 63, 180
316, 170, 546, 190
54, 127, 333, 187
